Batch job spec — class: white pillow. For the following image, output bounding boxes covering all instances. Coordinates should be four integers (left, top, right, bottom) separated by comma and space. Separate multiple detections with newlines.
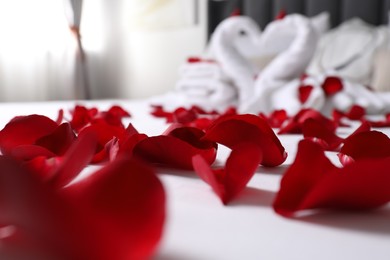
307, 18, 390, 86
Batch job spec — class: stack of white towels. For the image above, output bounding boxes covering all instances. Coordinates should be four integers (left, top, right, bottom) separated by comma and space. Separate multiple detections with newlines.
173, 12, 390, 115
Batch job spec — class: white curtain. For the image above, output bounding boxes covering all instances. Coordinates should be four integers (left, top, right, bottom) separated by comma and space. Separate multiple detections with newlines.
64, 0, 90, 99
0, 0, 82, 102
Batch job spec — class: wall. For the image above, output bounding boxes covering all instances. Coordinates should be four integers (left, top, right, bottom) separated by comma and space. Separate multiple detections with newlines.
83, 0, 208, 100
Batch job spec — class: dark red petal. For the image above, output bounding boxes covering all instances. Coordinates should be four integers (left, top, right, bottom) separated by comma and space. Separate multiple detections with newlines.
204, 114, 286, 166
332, 109, 350, 127
133, 134, 216, 170
107, 105, 131, 118
47, 131, 97, 188
273, 140, 335, 217
63, 157, 166, 260
79, 121, 126, 162
166, 126, 217, 151
193, 143, 262, 204
173, 107, 198, 124
35, 123, 76, 156
11, 145, 56, 161
0, 115, 58, 156
298, 85, 313, 104
302, 119, 343, 151
350, 121, 371, 136
340, 131, 390, 163
70, 105, 96, 131
345, 105, 365, 120
260, 110, 288, 128
279, 109, 336, 135
322, 76, 343, 96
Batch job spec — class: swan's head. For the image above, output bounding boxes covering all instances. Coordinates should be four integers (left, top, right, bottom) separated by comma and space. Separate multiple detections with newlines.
211, 16, 262, 57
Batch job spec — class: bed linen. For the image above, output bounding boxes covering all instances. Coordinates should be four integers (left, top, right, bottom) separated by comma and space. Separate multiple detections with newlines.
1, 99, 389, 260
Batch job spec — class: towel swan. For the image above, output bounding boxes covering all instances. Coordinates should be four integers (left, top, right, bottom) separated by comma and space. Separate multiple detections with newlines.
240, 14, 320, 114
175, 16, 262, 109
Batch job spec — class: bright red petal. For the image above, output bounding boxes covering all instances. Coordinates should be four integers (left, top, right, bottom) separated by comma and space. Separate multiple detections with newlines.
322, 76, 343, 96
0, 115, 58, 156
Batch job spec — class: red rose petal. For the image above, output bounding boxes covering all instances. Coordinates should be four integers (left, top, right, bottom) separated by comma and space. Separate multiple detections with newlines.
339, 131, 390, 165
345, 105, 365, 120
302, 118, 343, 151
48, 131, 98, 188
279, 109, 336, 135
0, 156, 97, 259
0, 115, 58, 156
11, 145, 56, 161
259, 109, 288, 128
63, 157, 166, 260
173, 107, 198, 124
275, 8, 286, 20
133, 133, 217, 170
79, 121, 126, 163
322, 76, 343, 96
204, 114, 286, 167
298, 85, 313, 104
192, 143, 263, 204
35, 123, 76, 156
273, 140, 390, 217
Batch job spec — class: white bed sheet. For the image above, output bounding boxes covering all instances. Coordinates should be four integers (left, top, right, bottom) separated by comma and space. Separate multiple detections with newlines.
0, 99, 389, 260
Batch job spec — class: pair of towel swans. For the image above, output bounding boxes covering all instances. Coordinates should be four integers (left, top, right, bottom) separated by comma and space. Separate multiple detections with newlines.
177, 13, 390, 115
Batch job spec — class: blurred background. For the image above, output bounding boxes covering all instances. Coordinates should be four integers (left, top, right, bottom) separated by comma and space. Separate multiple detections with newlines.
0, 0, 208, 102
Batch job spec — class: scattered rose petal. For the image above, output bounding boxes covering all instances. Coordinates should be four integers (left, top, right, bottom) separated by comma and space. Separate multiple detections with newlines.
134, 127, 217, 170
203, 114, 287, 167
259, 110, 288, 128
278, 109, 336, 135
35, 123, 76, 156
298, 85, 313, 104
338, 131, 390, 166
63, 157, 166, 260
0, 115, 58, 156
0, 155, 165, 259
322, 76, 343, 96
192, 143, 262, 204
302, 118, 343, 151
273, 140, 390, 217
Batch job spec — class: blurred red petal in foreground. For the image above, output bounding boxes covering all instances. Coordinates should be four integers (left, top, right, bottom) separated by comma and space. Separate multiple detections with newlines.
0, 155, 165, 259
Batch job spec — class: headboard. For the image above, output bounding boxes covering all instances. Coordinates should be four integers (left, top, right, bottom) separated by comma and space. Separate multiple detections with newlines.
208, 0, 390, 37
